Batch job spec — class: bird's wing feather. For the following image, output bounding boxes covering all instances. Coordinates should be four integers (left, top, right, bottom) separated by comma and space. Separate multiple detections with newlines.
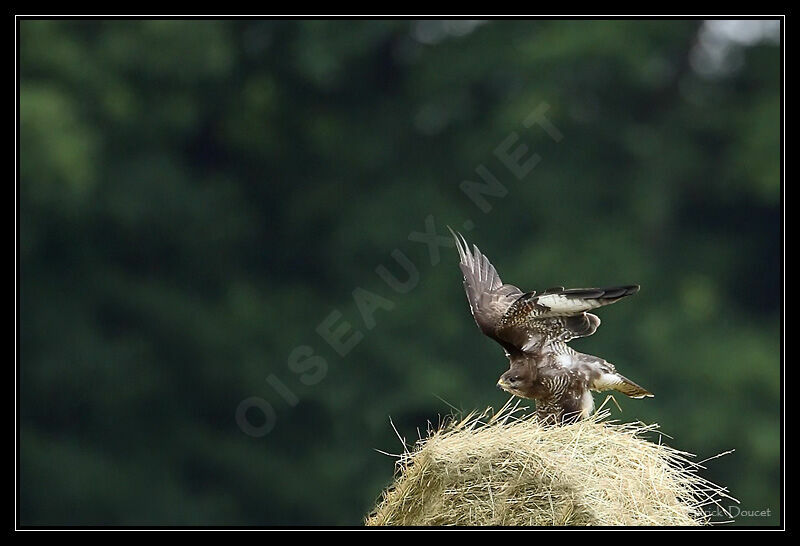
449, 228, 522, 335
449, 230, 639, 354
532, 286, 640, 317
511, 314, 601, 352
498, 292, 602, 351
498, 286, 637, 352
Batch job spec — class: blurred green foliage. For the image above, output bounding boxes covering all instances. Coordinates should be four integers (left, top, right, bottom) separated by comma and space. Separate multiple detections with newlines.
19, 19, 780, 526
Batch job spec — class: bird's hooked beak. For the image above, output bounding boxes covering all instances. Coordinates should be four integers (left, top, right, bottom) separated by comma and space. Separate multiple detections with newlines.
496, 377, 508, 391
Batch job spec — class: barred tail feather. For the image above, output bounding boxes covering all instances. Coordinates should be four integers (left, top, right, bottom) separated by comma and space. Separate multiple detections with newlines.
612, 374, 653, 399
593, 371, 653, 399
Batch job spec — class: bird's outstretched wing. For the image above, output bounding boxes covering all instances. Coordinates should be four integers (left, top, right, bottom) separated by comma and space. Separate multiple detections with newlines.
496, 286, 639, 352
449, 228, 639, 354
449, 228, 522, 336
509, 286, 640, 319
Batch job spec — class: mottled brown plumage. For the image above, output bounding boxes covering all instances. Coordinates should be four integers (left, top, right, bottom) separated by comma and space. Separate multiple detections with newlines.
449, 228, 652, 424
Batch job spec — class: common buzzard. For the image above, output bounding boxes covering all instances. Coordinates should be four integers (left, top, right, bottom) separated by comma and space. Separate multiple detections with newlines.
449, 228, 653, 424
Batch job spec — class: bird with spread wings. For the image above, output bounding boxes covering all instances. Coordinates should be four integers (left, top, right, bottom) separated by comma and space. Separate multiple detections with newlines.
449, 228, 652, 424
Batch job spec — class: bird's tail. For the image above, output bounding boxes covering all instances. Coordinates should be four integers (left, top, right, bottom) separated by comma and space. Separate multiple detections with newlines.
610, 373, 654, 399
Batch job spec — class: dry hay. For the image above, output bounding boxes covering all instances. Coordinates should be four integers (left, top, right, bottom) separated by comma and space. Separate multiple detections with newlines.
366, 400, 734, 526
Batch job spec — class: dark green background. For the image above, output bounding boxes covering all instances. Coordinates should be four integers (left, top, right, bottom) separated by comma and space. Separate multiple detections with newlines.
19, 19, 781, 526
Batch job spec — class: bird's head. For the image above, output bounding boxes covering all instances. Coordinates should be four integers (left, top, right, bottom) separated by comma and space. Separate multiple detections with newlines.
497, 364, 535, 396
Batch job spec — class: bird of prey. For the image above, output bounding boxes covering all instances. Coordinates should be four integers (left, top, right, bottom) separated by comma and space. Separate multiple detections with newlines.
449, 228, 652, 424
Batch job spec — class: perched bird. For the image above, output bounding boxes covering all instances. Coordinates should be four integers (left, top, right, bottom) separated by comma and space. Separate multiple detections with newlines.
449, 228, 653, 424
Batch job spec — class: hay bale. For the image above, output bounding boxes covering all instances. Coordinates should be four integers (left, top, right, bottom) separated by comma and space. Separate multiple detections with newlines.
366, 405, 733, 526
